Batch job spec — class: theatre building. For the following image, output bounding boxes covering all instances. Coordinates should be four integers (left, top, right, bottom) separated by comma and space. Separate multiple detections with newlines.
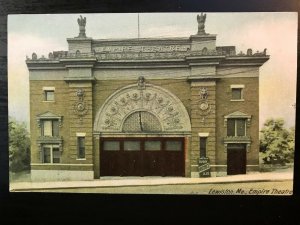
27, 14, 269, 181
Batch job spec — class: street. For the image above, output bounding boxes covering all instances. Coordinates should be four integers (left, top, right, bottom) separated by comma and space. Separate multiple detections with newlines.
27, 180, 293, 195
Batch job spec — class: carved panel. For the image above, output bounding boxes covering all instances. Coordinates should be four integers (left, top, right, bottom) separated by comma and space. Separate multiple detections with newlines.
94, 83, 191, 133
73, 89, 89, 120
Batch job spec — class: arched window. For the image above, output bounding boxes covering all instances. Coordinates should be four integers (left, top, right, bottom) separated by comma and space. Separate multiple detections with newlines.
122, 111, 162, 132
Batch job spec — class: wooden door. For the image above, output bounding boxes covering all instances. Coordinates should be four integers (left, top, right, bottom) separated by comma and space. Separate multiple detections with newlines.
122, 140, 142, 176
227, 144, 246, 175
143, 140, 163, 176
164, 139, 184, 176
100, 137, 184, 177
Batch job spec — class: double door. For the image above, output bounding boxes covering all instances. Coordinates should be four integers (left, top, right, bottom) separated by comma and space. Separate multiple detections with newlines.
100, 137, 184, 177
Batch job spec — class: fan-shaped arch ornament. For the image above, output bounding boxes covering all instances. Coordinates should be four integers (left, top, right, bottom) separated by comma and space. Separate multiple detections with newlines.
94, 82, 191, 133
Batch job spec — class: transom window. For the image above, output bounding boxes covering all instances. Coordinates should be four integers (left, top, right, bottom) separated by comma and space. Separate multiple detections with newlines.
102, 139, 183, 152
227, 119, 246, 136
103, 141, 120, 151
124, 141, 140, 151
122, 111, 162, 133
145, 141, 161, 151
165, 141, 182, 151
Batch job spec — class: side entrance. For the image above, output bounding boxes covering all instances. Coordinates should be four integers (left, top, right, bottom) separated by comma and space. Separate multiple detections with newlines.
100, 137, 185, 177
227, 144, 246, 175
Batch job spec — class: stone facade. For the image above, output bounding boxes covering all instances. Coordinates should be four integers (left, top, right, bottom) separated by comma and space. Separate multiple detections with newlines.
27, 14, 269, 181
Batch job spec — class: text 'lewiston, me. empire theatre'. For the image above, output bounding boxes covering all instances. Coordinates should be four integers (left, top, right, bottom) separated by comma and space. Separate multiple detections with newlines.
26, 14, 269, 181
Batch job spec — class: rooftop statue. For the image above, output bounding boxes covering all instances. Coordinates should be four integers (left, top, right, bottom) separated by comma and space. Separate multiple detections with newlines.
197, 13, 207, 35
77, 15, 87, 38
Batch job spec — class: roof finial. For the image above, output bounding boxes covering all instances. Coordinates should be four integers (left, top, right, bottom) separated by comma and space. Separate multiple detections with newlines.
77, 15, 87, 38
197, 13, 207, 35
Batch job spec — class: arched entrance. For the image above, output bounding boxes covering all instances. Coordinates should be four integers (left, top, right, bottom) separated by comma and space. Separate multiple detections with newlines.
94, 79, 191, 176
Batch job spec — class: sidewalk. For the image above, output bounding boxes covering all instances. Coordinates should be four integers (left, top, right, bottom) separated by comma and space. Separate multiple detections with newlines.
10, 171, 293, 192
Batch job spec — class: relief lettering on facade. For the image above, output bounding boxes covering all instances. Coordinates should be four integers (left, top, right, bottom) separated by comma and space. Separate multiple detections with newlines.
94, 45, 190, 53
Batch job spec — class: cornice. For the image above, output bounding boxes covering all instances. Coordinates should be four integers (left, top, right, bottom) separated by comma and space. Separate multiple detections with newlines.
221, 56, 270, 66
26, 53, 270, 71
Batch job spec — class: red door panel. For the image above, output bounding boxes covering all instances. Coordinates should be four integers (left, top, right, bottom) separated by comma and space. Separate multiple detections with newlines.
100, 138, 185, 177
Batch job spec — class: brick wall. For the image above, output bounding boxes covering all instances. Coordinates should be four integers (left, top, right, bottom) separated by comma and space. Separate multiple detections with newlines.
30, 72, 260, 176
30, 80, 70, 164
216, 76, 259, 170
67, 82, 93, 164
190, 81, 216, 175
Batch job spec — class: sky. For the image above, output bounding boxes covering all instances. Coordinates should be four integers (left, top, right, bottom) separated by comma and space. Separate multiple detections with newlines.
7, 13, 298, 130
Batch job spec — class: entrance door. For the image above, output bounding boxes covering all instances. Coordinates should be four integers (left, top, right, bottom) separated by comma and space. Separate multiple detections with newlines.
143, 140, 163, 176
122, 140, 142, 176
100, 138, 184, 177
227, 144, 246, 175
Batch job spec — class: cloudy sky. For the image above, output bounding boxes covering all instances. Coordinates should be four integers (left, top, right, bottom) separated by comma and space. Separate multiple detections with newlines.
7, 13, 297, 130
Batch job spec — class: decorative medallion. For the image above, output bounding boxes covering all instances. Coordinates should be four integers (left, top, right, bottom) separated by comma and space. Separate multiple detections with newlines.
198, 87, 211, 123
73, 89, 89, 120
198, 100, 211, 118
199, 101, 209, 111
74, 101, 88, 115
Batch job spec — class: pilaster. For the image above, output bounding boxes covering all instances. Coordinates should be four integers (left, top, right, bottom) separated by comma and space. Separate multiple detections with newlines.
190, 79, 217, 176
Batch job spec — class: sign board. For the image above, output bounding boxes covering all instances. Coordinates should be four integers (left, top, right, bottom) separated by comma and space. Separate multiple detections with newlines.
94, 45, 190, 53
199, 157, 211, 177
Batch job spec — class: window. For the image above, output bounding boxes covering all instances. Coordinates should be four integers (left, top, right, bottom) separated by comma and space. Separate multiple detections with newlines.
41, 120, 59, 137
200, 137, 207, 157
145, 141, 161, 151
231, 88, 242, 100
227, 119, 246, 136
230, 85, 244, 101
77, 137, 85, 159
124, 141, 140, 151
165, 141, 182, 151
41, 145, 60, 163
45, 90, 55, 101
43, 87, 55, 101
103, 141, 120, 151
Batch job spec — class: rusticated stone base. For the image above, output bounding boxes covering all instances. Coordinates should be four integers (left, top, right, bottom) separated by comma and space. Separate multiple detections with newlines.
31, 170, 94, 181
